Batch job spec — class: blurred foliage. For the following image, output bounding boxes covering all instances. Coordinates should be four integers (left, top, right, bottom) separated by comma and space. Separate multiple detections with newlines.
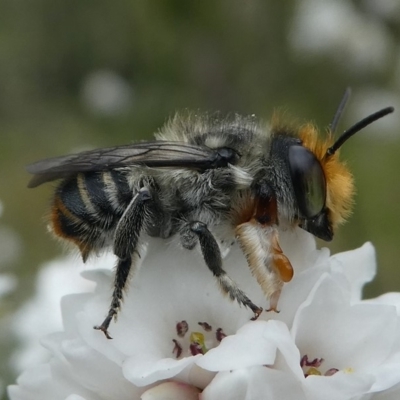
0, 0, 399, 396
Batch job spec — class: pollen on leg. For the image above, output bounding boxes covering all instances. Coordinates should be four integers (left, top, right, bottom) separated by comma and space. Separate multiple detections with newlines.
271, 234, 293, 283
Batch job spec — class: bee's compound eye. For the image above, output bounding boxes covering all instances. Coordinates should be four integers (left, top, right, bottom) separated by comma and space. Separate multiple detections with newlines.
288, 145, 326, 218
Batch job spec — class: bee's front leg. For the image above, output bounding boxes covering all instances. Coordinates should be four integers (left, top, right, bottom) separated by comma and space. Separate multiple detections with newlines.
235, 182, 293, 313
94, 187, 152, 339
183, 221, 263, 320
235, 222, 293, 313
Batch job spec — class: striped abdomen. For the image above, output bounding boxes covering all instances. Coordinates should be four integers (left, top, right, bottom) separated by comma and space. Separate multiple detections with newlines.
51, 170, 133, 261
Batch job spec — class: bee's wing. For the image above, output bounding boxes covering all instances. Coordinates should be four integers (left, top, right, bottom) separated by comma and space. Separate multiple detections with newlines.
27, 141, 222, 188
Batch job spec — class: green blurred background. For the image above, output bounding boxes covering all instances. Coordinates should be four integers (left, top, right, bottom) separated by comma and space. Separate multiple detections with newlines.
0, 0, 399, 396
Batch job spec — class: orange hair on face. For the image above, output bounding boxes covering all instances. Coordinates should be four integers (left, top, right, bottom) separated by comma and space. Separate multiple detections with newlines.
298, 124, 355, 228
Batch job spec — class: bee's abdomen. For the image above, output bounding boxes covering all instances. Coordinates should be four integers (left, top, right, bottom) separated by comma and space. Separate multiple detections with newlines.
51, 170, 133, 261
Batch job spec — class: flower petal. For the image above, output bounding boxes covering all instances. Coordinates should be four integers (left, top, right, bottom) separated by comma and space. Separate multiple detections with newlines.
196, 320, 303, 380
368, 292, 400, 316
202, 366, 307, 400
370, 383, 400, 399
292, 274, 397, 372
303, 371, 375, 400
7, 364, 97, 400
140, 381, 200, 400
330, 242, 376, 302
123, 354, 202, 387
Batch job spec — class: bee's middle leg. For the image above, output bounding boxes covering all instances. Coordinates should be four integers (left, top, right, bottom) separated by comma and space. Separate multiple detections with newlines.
182, 221, 263, 319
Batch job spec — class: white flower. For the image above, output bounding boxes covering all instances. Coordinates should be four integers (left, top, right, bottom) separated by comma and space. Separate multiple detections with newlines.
10, 253, 114, 373
8, 229, 400, 399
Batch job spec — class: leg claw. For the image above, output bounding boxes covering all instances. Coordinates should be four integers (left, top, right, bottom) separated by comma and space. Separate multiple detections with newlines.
250, 306, 263, 321
94, 324, 113, 339
94, 314, 114, 339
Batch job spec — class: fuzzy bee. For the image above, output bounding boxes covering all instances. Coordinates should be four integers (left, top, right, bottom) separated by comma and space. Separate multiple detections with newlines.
27, 90, 393, 339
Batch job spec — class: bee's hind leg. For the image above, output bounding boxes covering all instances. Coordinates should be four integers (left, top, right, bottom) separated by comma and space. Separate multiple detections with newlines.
94, 187, 152, 339
184, 221, 263, 320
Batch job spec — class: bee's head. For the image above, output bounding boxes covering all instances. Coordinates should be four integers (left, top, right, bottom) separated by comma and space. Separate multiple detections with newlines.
293, 124, 353, 241
272, 104, 394, 241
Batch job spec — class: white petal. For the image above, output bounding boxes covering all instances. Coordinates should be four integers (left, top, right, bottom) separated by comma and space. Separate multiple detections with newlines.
370, 383, 400, 399
330, 242, 376, 302
303, 371, 375, 400
60, 337, 141, 398
272, 260, 330, 327
292, 275, 397, 371
369, 352, 400, 392
123, 354, 202, 387
174, 364, 216, 390
196, 320, 303, 379
196, 321, 279, 371
7, 364, 97, 400
264, 229, 331, 327
279, 227, 330, 275
202, 366, 307, 400
367, 293, 400, 316
140, 381, 200, 400
60, 293, 93, 336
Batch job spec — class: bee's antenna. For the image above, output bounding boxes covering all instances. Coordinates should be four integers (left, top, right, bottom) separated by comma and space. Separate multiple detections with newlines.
325, 106, 394, 157
330, 87, 352, 134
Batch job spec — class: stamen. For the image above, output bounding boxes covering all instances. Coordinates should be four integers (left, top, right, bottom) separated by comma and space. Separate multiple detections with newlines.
325, 368, 339, 376
176, 320, 189, 338
189, 332, 207, 355
300, 355, 324, 368
305, 367, 321, 377
216, 328, 227, 342
171, 320, 226, 358
301, 354, 340, 377
172, 339, 182, 358
198, 322, 212, 332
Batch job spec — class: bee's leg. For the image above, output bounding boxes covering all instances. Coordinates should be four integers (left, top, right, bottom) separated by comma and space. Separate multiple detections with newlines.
94, 187, 152, 339
236, 222, 293, 312
235, 182, 293, 312
186, 221, 263, 319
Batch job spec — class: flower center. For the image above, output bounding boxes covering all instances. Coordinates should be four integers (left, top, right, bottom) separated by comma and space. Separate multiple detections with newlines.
300, 355, 340, 377
172, 320, 227, 359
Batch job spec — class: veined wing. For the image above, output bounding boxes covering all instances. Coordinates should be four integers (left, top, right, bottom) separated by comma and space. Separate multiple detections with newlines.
27, 141, 235, 188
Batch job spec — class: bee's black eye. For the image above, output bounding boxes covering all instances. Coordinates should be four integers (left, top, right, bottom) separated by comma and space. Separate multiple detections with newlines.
288, 145, 326, 218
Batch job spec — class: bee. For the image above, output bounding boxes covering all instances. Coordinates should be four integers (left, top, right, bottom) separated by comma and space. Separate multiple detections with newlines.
27, 90, 393, 339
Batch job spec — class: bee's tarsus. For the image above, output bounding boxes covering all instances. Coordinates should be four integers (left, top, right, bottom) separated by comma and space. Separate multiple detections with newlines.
94, 314, 115, 339
266, 290, 282, 313
250, 306, 263, 321
266, 307, 280, 313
